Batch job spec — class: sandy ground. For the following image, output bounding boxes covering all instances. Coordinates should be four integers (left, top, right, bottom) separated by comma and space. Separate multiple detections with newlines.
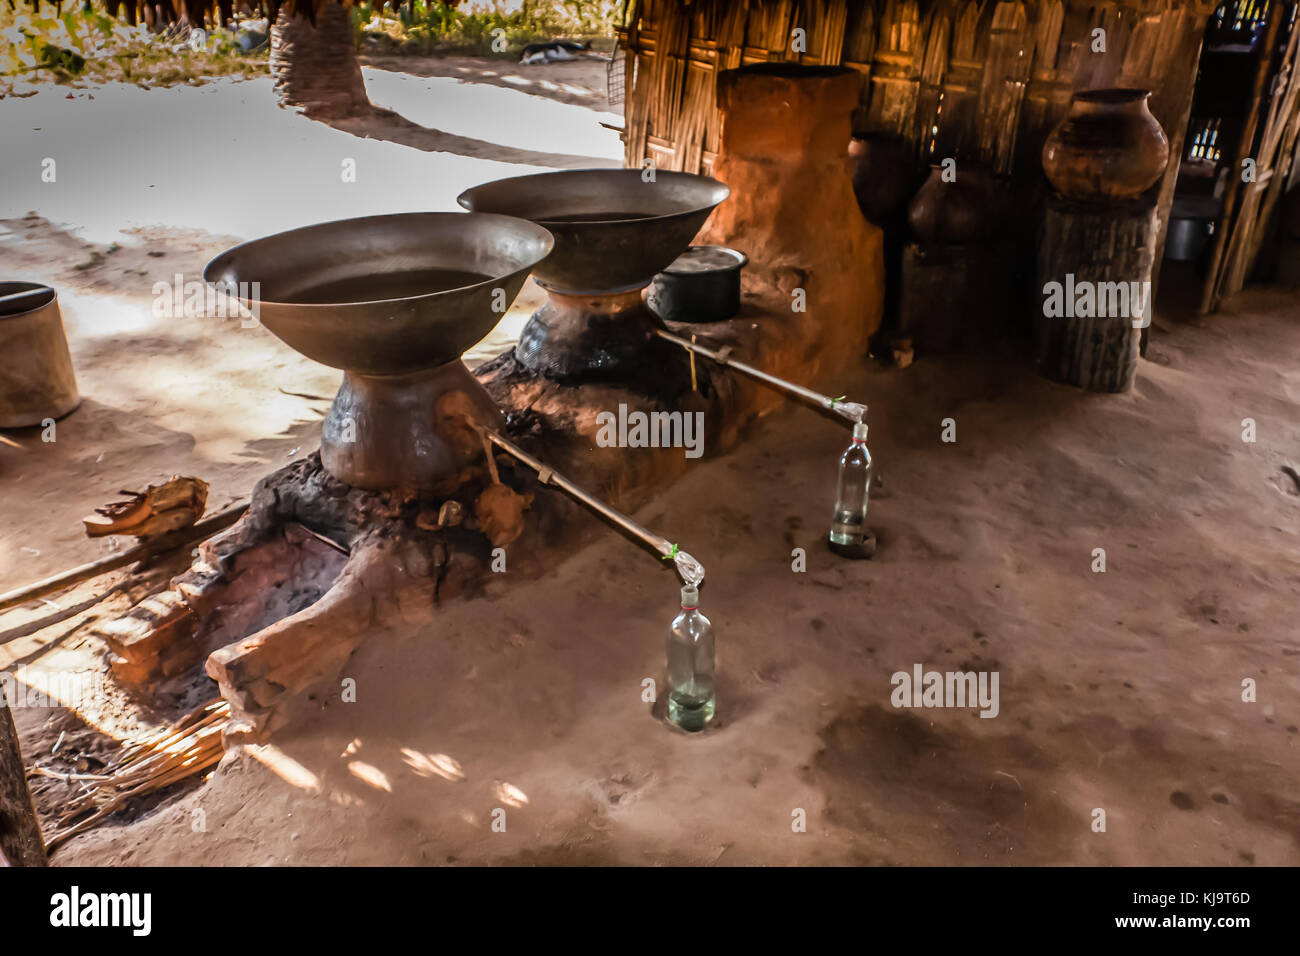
2, 58, 1299, 866
27, 282, 1300, 867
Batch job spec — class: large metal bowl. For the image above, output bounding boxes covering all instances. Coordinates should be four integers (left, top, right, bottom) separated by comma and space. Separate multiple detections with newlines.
203, 212, 555, 377
203, 212, 554, 491
457, 169, 730, 293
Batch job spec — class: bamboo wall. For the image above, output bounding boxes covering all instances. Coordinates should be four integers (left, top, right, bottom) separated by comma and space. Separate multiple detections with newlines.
620, 0, 1214, 189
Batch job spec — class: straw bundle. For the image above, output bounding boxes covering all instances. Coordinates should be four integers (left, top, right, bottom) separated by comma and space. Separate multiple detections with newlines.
33, 699, 228, 850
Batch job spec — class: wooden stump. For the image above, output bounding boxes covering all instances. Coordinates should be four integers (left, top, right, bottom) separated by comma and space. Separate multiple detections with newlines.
900, 241, 1013, 353
0, 692, 47, 866
1035, 195, 1159, 393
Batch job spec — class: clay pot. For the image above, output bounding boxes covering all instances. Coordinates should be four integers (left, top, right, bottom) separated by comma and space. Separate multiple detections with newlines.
907, 163, 1000, 243
1042, 89, 1170, 200
848, 133, 917, 225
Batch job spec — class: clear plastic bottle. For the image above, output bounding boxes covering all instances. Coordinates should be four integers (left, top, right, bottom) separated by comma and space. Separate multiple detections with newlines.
667, 584, 715, 732
829, 421, 872, 546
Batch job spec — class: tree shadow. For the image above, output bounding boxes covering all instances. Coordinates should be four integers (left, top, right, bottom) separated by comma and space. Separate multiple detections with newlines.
315, 56, 623, 169
360, 53, 617, 110
327, 103, 619, 169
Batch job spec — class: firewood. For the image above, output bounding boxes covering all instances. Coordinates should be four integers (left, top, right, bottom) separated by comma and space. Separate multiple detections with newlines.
83, 475, 209, 539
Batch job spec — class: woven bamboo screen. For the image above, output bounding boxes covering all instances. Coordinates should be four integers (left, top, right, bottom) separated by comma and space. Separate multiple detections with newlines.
619, 0, 1214, 186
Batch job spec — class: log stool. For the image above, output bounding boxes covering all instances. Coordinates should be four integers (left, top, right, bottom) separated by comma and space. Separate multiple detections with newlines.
1034, 195, 1159, 393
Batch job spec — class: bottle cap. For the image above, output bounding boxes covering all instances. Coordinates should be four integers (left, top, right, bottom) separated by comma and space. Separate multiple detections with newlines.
852, 421, 868, 441
680, 585, 699, 607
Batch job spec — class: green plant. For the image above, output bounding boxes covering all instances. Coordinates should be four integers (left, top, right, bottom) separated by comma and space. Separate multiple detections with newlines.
353, 0, 620, 58
0, 1, 269, 87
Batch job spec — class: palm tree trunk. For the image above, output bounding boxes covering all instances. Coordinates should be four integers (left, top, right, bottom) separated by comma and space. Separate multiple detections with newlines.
270, 3, 369, 117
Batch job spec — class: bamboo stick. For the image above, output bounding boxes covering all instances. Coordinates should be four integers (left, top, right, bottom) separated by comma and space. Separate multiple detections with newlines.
0, 502, 248, 615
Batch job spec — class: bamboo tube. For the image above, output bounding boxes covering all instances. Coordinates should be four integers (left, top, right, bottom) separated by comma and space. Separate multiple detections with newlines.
480, 429, 705, 586
654, 329, 868, 424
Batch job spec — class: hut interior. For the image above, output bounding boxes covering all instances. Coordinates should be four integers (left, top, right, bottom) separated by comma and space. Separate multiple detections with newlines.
616, 0, 1300, 324
0, 0, 1297, 881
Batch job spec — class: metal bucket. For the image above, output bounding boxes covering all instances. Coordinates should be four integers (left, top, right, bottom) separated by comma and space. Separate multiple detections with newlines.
1164, 217, 1213, 261
0, 282, 80, 428
646, 245, 748, 323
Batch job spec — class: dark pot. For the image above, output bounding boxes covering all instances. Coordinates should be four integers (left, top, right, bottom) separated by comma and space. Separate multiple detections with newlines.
1164, 194, 1221, 261
907, 163, 999, 243
646, 246, 748, 323
848, 133, 916, 225
1042, 88, 1169, 200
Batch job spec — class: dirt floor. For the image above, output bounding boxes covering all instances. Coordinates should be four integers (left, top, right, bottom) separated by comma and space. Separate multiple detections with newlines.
2, 58, 1298, 866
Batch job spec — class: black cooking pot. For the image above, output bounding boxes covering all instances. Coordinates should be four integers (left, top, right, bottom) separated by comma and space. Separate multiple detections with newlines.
646, 245, 748, 323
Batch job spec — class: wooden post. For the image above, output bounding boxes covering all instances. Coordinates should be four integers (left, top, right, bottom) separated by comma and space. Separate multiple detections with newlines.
1148, 9, 1211, 298
1035, 194, 1159, 393
1200, 0, 1287, 313
0, 688, 48, 866
900, 241, 1013, 353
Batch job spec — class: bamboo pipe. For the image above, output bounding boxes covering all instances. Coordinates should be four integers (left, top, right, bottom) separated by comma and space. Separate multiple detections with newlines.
654, 328, 868, 424
481, 429, 705, 586
0, 502, 248, 615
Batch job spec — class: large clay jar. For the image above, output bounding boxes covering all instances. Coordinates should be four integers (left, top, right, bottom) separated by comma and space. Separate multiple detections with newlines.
848, 133, 917, 226
1042, 89, 1169, 200
907, 162, 1000, 243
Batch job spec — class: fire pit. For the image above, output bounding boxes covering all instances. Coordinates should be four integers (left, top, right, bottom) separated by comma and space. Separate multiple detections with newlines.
457, 169, 729, 383
203, 212, 553, 491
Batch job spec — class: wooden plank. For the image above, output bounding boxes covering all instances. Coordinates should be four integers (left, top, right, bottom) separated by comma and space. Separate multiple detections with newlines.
976, 1, 1033, 174
1147, 6, 1211, 294
0, 502, 248, 616
1202, 0, 1288, 312
1228, 8, 1300, 289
